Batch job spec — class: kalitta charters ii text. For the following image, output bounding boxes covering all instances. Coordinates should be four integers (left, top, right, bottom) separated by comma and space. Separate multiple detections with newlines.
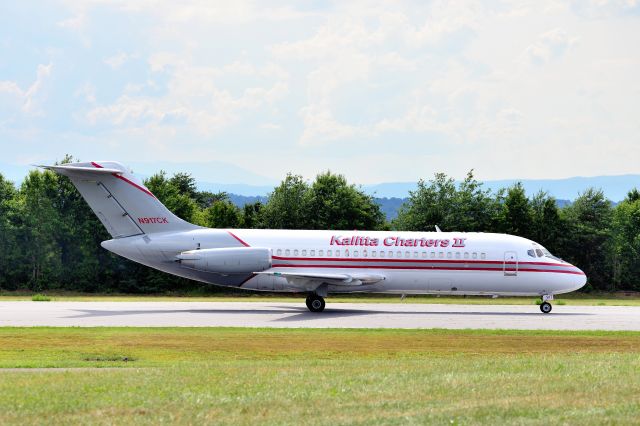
329, 235, 467, 248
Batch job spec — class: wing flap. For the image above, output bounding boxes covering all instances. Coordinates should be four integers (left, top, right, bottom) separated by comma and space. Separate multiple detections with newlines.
255, 271, 385, 286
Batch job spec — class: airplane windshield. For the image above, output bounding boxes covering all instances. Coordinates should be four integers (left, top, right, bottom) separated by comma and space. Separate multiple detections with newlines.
538, 245, 562, 261
530, 244, 562, 261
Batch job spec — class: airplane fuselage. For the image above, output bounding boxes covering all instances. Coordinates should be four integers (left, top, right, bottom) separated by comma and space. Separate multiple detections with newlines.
102, 228, 586, 297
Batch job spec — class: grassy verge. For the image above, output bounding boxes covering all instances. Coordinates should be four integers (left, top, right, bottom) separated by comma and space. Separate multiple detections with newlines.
1, 290, 640, 305
0, 328, 639, 424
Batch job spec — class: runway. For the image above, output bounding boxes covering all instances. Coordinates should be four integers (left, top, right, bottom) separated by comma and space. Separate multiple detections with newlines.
1, 301, 640, 330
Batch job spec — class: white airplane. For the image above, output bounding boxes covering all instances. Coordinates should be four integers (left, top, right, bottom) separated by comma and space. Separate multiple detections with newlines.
43, 161, 586, 313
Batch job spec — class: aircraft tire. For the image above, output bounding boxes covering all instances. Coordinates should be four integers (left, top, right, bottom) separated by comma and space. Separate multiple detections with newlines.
540, 301, 552, 314
306, 295, 325, 313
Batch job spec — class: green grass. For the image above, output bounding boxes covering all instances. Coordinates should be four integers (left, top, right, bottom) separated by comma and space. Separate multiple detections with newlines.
0, 328, 639, 424
1, 290, 640, 306
30, 293, 51, 301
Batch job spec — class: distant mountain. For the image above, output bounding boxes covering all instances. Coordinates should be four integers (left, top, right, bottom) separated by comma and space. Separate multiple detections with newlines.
363, 175, 640, 202
197, 175, 640, 203
226, 194, 405, 220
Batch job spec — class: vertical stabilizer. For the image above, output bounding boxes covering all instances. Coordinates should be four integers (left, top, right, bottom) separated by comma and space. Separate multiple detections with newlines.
42, 161, 199, 238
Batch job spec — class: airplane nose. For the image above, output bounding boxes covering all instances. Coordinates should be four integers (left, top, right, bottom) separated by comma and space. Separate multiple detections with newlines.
571, 264, 587, 291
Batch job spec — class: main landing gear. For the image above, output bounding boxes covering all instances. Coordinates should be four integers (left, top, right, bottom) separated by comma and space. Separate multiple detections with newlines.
539, 294, 553, 314
306, 294, 326, 313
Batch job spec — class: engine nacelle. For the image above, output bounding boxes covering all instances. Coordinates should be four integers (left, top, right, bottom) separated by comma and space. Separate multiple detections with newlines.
176, 247, 271, 274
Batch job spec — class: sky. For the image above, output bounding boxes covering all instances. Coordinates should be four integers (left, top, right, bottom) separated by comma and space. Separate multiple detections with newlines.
0, 0, 639, 185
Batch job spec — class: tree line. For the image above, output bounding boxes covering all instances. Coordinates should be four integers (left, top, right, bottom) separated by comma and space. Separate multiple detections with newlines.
1, 156, 639, 293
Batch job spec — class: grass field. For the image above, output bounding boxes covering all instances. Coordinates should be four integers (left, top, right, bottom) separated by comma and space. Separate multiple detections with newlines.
0, 327, 639, 425
1, 290, 640, 306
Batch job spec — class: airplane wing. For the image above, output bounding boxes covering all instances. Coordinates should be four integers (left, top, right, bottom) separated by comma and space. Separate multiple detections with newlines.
255, 270, 385, 287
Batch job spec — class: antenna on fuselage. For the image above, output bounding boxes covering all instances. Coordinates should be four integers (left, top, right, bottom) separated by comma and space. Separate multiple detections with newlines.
435, 225, 442, 233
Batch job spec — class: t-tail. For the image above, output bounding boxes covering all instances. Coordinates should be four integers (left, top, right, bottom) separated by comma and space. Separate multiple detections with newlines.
40, 161, 199, 238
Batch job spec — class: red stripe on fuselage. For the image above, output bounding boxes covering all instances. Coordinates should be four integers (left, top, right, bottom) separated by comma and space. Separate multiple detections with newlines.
91, 162, 156, 199
228, 231, 250, 247
270, 263, 585, 275
271, 255, 568, 267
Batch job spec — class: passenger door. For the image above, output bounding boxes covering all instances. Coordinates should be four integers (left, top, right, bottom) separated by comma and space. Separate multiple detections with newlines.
504, 251, 518, 276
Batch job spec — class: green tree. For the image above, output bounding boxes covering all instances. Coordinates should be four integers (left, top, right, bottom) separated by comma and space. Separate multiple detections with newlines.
393, 173, 456, 231
261, 174, 312, 229
500, 183, 533, 238
560, 188, 613, 290
451, 170, 500, 232
394, 171, 498, 232
204, 200, 242, 228
0, 173, 19, 289
144, 171, 197, 223
195, 191, 229, 209
18, 170, 64, 290
169, 173, 198, 199
307, 171, 384, 230
611, 189, 640, 291
530, 190, 564, 251
241, 202, 263, 228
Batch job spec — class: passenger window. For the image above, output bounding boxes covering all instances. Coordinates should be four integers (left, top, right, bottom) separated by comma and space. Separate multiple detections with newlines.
345, 250, 350, 257
472, 252, 477, 259
397, 251, 402, 258
455, 252, 461, 259
277, 249, 282, 256
310, 250, 315, 256
285, 249, 290, 256
354, 251, 359, 257
335, 250, 340, 257
414, 252, 419, 258
363, 250, 368, 257
294, 249, 299, 256
439, 252, 444, 258
447, 252, 452, 259
481, 253, 486, 260
319, 250, 323, 257
464, 252, 469, 259
431, 252, 435, 258
422, 252, 427, 258
372, 251, 377, 258
380, 251, 385, 258
405, 251, 410, 258
302, 250, 307, 256
388, 251, 393, 258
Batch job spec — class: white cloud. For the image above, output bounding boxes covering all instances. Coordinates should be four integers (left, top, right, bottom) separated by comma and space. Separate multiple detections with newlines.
0, 63, 53, 115
523, 28, 579, 65
4, 1, 639, 181
104, 52, 137, 70
86, 60, 289, 137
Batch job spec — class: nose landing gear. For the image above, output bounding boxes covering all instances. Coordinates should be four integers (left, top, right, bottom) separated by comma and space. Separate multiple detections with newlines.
539, 294, 553, 314
540, 302, 552, 314
305, 294, 326, 313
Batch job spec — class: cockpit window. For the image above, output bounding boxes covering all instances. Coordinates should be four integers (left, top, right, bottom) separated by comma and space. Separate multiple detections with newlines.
527, 249, 536, 258
536, 245, 563, 261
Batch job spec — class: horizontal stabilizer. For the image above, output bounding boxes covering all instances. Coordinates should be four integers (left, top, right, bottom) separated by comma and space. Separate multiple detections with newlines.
37, 164, 124, 176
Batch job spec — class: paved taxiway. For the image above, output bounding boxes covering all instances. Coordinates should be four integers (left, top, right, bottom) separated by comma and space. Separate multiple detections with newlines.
1, 301, 640, 330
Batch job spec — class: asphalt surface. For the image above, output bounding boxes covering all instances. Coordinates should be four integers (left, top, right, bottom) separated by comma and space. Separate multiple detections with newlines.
1, 301, 640, 330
